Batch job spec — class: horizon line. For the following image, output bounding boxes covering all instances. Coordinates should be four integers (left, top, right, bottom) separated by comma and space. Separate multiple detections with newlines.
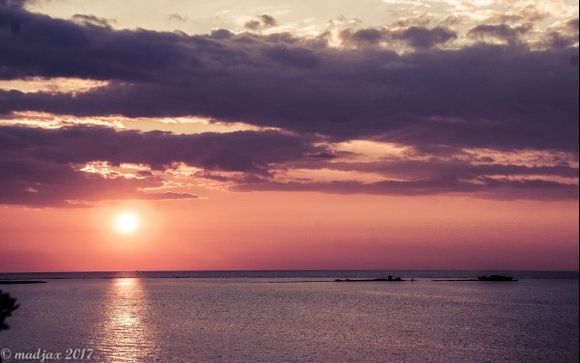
1, 268, 579, 274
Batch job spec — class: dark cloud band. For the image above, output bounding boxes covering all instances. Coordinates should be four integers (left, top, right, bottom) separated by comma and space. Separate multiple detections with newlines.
1, 2, 578, 151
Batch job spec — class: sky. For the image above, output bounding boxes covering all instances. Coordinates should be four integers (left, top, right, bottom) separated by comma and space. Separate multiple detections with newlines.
0, 0, 578, 272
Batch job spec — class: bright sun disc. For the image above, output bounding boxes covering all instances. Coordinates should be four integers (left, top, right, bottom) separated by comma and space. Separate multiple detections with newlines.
115, 212, 139, 233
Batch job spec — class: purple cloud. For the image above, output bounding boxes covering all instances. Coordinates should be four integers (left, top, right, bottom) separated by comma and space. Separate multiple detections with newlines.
0, 125, 330, 206
0, 3, 576, 151
0, 1, 578, 205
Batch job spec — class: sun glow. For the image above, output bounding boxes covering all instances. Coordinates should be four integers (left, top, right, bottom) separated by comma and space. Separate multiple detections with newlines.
115, 212, 140, 233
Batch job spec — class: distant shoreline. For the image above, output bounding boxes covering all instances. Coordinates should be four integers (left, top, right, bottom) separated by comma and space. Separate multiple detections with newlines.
0, 270, 577, 281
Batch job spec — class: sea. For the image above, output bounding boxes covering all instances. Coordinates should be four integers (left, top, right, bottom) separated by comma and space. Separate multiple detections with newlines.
0, 270, 578, 362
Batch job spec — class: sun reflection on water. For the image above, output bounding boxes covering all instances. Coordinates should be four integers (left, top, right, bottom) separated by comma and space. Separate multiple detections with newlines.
91, 278, 159, 362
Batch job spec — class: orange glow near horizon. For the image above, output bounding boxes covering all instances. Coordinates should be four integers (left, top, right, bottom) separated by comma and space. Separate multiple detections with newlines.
0, 191, 577, 272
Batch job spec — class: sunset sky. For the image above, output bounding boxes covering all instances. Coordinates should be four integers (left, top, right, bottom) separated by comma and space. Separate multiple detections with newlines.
0, 0, 578, 272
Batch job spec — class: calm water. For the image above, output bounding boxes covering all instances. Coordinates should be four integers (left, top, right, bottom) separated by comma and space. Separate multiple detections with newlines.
0, 271, 578, 362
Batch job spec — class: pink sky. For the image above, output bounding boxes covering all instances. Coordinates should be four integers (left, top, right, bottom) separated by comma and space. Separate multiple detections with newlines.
1, 192, 577, 272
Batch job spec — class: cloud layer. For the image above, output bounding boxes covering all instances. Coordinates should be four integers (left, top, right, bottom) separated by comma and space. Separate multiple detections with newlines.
0, 0, 578, 206
0, 125, 329, 206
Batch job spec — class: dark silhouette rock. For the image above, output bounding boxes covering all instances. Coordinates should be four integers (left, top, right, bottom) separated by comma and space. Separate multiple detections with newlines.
0, 290, 18, 331
477, 275, 517, 281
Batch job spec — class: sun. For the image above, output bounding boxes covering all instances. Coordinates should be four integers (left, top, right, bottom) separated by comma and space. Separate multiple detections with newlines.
115, 212, 140, 233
